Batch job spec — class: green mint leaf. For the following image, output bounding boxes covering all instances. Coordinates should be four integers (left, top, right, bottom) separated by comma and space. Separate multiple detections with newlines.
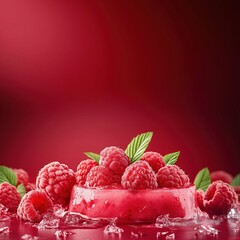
0, 166, 17, 186
84, 152, 100, 163
194, 167, 211, 192
17, 184, 26, 197
163, 151, 180, 165
125, 132, 153, 163
231, 174, 240, 186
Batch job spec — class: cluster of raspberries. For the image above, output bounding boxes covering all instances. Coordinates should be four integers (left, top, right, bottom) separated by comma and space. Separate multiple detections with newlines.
196, 170, 239, 216
0, 147, 239, 223
76, 146, 190, 189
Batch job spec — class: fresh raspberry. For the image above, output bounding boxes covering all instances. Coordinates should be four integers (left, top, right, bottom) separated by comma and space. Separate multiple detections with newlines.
25, 182, 36, 192
196, 190, 205, 211
156, 165, 190, 188
210, 170, 233, 184
121, 161, 158, 190
17, 190, 53, 222
13, 168, 30, 186
100, 146, 130, 183
36, 161, 76, 206
76, 159, 98, 186
233, 186, 240, 205
203, 180, 238, 216
0, 183, 21, 212
140, 151, 165, 173
85, 166, 114, 188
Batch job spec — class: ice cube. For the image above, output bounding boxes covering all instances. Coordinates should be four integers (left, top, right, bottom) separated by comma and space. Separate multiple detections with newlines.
37, 213, 60, 229
165, 233, 175, 240
228, 208, 240, 220
104, 222, 123, 235
52, 204, 67, 218
155, 214, 172, 228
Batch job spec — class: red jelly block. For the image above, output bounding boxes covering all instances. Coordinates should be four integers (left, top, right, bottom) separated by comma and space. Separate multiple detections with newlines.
68, 185, 196, 224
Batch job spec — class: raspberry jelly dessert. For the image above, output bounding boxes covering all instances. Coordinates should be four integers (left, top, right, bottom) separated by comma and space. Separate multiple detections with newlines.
68, 185, 197, 224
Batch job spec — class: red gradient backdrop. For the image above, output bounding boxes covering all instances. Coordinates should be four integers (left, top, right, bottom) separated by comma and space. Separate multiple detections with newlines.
0, 1, 239, 182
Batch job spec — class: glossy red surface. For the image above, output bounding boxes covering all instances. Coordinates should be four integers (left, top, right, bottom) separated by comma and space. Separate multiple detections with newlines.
0, 218, 240, 240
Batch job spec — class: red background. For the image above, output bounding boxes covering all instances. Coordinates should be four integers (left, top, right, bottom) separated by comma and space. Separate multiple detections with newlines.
0, 1, 239, 182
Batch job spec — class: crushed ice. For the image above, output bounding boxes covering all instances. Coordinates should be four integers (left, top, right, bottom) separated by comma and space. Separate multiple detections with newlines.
21, 234, 39, 240
55, 230, 74, 239
104, 219, 123, 236
194, 225, 218, 238
33, 205, 108, 229
165, 233, 175, 240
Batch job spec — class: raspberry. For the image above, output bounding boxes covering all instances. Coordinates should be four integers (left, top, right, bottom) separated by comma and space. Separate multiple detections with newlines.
13, 168, 30, 186
17, 190, 53, 222
0, 183, 21, 211
196, 190, 205, 211
210, 170, 233, 184
100, 146, 130, 183
203, 180, 238, 216
156, 165, 190, 188
233, 186, 240, 205
140, 151, 165, 173
121, 161, 158, 190
85, 166, 114, 188
25, 182, 36, 192
76, 159, 98, 186
36, 161, 76, 206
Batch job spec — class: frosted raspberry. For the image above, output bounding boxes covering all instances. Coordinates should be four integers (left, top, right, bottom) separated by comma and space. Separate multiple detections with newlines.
140, 151, 165, 173
210, 170, 233, 184
156, 165, 190, 188
0, 183, 21, 212
100, 146, 130, 183
121, 161, 158, 190
85, 166, 114, 188
13, 168, 30, 186
36, 161, 76, 206
203, 180, 238, 216
17, 190, 53, 222
76, 159, 98, 186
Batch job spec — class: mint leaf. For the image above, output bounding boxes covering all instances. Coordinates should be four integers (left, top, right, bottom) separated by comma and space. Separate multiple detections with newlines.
17, 184, 26, 197
231, 174, 240, 186
163, 151, 180, 165
0, 166, 17, 186
84, 152, 100, 163
125, 132, 153, 163
194, 167, 211, 192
